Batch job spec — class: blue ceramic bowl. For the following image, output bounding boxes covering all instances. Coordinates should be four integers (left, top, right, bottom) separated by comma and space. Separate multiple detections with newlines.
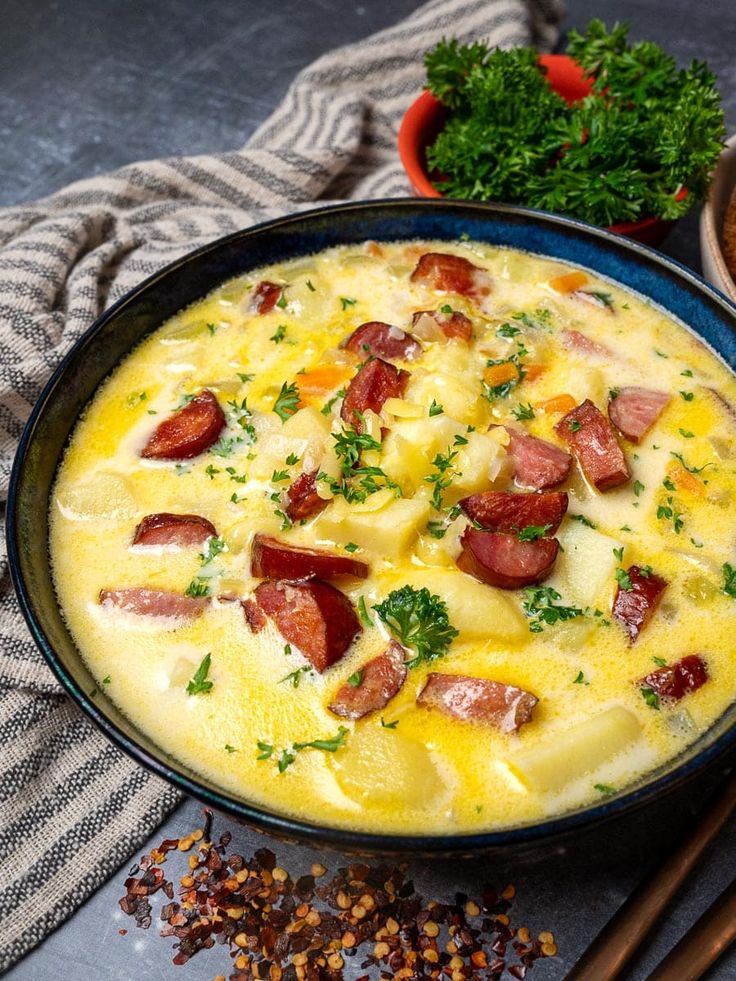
7, 199, 736, 855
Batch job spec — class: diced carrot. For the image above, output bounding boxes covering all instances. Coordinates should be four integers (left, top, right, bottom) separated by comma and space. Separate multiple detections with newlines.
523, 363, 547, 382
549, 271, 588, 294
296, 364, 355, 407
366, 241, 384, 258
484, 362, 519, 387
668, 463, 705, 496
537, 393, 578, 415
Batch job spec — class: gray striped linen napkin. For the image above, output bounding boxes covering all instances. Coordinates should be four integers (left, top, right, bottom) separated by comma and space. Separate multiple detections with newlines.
0, 0, 563, 967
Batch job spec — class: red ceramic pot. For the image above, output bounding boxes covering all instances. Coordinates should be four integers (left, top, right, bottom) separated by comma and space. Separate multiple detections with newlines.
398, 54, 680, 247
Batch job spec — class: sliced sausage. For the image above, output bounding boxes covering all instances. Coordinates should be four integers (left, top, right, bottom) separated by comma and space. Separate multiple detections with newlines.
99, 587, 207, 621
612, 565, 668, 643
456, 528, 559, 590
253, 579, 361, 672
417, 673, 537, 733
328, 640, 407, 719
460, 490, 568, 535
412, 308, 473, 343
608, 387, 671, 444
251, 533, 369, 581
561, 329, 612, 357
285, 471, 328, 523
250, 280, 283, 314
133, 513, 217, 547
342, 321, 422, 361
239, 598, 266, 633
340, 357, 409, 432
639, 654, 708, 702
555, 399, 630, 491
141, 389, 226, 461
504, 427, 572, 490
410, 252, 492, 300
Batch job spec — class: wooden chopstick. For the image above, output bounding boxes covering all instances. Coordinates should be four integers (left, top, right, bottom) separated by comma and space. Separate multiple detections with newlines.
565, 770, 736, 981
646, 877, 736, 980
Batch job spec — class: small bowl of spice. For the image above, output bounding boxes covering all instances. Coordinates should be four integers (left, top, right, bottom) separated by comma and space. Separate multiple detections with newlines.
700, 133, 736, 303
398, 20, 725, 246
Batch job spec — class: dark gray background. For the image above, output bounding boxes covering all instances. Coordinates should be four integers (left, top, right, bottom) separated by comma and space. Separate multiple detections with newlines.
3, 1, 736, 978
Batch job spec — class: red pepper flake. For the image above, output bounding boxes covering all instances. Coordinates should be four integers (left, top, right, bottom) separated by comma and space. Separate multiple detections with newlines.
116, 811, 557, 978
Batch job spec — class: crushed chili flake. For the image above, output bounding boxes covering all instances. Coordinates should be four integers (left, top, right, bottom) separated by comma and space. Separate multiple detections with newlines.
117, 812, 557, 979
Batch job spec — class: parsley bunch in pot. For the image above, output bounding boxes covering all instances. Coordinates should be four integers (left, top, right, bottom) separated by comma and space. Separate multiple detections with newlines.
400, 20, 725, 241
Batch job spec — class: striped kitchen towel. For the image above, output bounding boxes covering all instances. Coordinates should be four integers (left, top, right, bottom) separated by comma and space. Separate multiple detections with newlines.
0, 0, 563, 968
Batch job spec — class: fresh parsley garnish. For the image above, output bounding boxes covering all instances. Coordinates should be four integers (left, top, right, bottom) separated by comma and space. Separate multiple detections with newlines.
185, 577, 210, 598
641, 687, 661, 710
374, 585, 458, 668
679, 390, 694, 402
273, 381, 300, 421
321, 387, 347, 416
425, 446, 460, 510
570, 513, 596, 529
511, 402, 535, 421
423, 24, 724, 224
186, 653, 213, 696
270, 324, 287, 343
344, 542, 359, 553
670, 452, 713, 474
722, 563, 736, 599
594, 784, 616, 797
497, 323, 521, 338
633, 479, 645, 497
615, 567, 633, 591
200, 536, 226, 565
516, 523, 552, 542
380, 717, 399, 729
347, 670, 364, 688
429, 399, 444, 417
522, 586, 583, 632
279, 665, 314, 688
285, 452, 300, 466
340, 297, 357, 311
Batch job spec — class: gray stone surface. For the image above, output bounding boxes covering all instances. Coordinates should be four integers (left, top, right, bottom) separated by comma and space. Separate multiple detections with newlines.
3, 0, 736, 978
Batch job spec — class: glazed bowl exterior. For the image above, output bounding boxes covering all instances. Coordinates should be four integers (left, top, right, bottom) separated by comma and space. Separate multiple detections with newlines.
397, 54, 679, 247
7, 199, 736, 855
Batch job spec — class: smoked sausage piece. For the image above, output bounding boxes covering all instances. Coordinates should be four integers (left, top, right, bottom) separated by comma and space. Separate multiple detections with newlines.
639, 654, 708, 702
284, 471, 328, 523
141, 390, 225, 460
417, 673, 537, 733
459, 491, 568, 535
410, 252, 491, 300
251, 533, 369, 581
456, 528, 559, 590
561, 329, 612, 357
608, 387, 670, 444
612, 564, 668, 643
253, 579, 361, 672
505, 428, 572, 490
412, 308, 473, 343
133, 513, 217, 547
340, 357, 409, 432
99, 587, 207, 620
555, 398, 630, 490
250, 280, 283, 314
242, 598, 266, 633
342, 321, 422, 361
328, 640, 407, 719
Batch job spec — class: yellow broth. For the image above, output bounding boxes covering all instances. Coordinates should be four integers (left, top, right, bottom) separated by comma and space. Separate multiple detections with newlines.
49, 240, 736, 833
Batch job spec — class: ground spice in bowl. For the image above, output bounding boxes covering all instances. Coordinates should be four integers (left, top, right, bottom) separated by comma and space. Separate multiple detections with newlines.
118, 810, 559, 979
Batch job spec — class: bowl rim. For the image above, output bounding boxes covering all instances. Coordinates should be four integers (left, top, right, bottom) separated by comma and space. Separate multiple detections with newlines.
396, 54, 680, 237
7, 197, 736, 854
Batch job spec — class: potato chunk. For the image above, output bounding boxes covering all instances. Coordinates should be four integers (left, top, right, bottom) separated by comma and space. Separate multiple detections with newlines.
314, 496, 431, 560
401, 568, 526, 642
333, 726, 446, 807
508, 706, 642, 792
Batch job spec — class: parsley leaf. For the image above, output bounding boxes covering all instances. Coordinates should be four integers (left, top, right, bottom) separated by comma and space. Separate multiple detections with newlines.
273, 381, 300, 422
511, 402, 535, 421
522, 586, 583, 632
374, 585, 458, 668
641, 687, 661, 710
186, 653, 213, 696
270, 324, 287, 343
615, 567, 633, 591
340, 297, 357, 311
347, 670, 364, 688
516, 523, 552, 542
722, 563, 736, 599
429, 399, 444, 417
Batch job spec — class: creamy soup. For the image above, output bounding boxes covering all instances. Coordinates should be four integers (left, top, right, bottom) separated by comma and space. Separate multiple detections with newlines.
49, 240, 736, 834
